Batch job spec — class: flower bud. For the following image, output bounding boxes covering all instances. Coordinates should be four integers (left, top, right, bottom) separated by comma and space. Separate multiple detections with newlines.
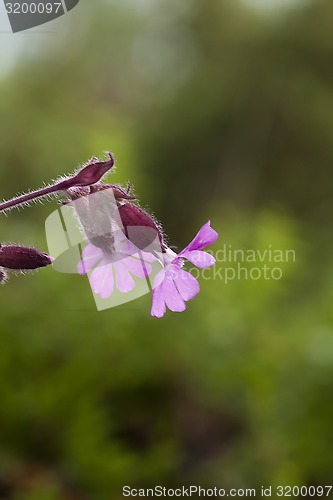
118, 203, 166, 252
63, 153, 115, 189
0, 245, 54, 270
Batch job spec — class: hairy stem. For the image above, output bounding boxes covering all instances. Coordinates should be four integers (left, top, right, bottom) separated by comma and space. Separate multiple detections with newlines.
0, 179, 70, 213
0, 153, 114, 213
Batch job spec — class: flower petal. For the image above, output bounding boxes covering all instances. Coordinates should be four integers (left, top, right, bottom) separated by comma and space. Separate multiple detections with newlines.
152, 269, 166, 289
117, 237, 139, 257
173, 268, 200, 301
78, 244, 103, 275
89, 260, 112, 296
114, 260, 136, 293
122, 255, 152, 278
180, 250, 216, 269
162, 275, 186, 313
151, 285, 166, 318
98, 265, 114, 299
180, 220, 218, 253
140, 250, 159, 263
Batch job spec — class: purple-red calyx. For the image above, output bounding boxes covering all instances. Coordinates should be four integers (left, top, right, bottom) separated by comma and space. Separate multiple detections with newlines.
0, 244, 54, 271
65, 181, 166, 253
60, 153, 115, 189
118, 202, 166, 251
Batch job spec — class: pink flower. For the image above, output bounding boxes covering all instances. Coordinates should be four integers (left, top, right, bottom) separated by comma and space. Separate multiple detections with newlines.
78, 231, 156, 299
151, 221, 218, 318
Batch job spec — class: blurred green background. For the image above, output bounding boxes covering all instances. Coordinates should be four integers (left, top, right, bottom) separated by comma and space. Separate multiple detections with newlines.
1, 0, 333, 498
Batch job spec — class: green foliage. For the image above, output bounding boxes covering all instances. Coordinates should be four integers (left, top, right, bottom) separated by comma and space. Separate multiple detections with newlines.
0, 0, 332, 497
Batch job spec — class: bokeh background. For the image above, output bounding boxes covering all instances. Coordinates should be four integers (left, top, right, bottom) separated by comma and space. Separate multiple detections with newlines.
1, 0, 333, 498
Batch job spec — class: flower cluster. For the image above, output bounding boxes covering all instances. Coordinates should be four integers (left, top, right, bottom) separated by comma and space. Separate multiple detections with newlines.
1, 153, 218, 317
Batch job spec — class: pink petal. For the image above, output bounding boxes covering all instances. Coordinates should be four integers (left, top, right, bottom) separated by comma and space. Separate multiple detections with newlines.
140, 251, 159, 263
122, 256, 152, 278
151, 285, 166, 318
99, 265, 115, 299
181, 220, 218, 253
173, 268, 200, 301
180, 250, 216, 269
119, 238, 139, 256
152, 269, 166, 290
162, 275, 186, 313
114, 261, 135, 293
82, 243, 103, 259
89, 260, 113, 296
78, 244, 103, 275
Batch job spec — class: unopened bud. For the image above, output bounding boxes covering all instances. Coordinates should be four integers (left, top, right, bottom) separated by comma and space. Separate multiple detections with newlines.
0, 245, 54, 270
64, 153, 115, 189
118, 203, 166, 251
